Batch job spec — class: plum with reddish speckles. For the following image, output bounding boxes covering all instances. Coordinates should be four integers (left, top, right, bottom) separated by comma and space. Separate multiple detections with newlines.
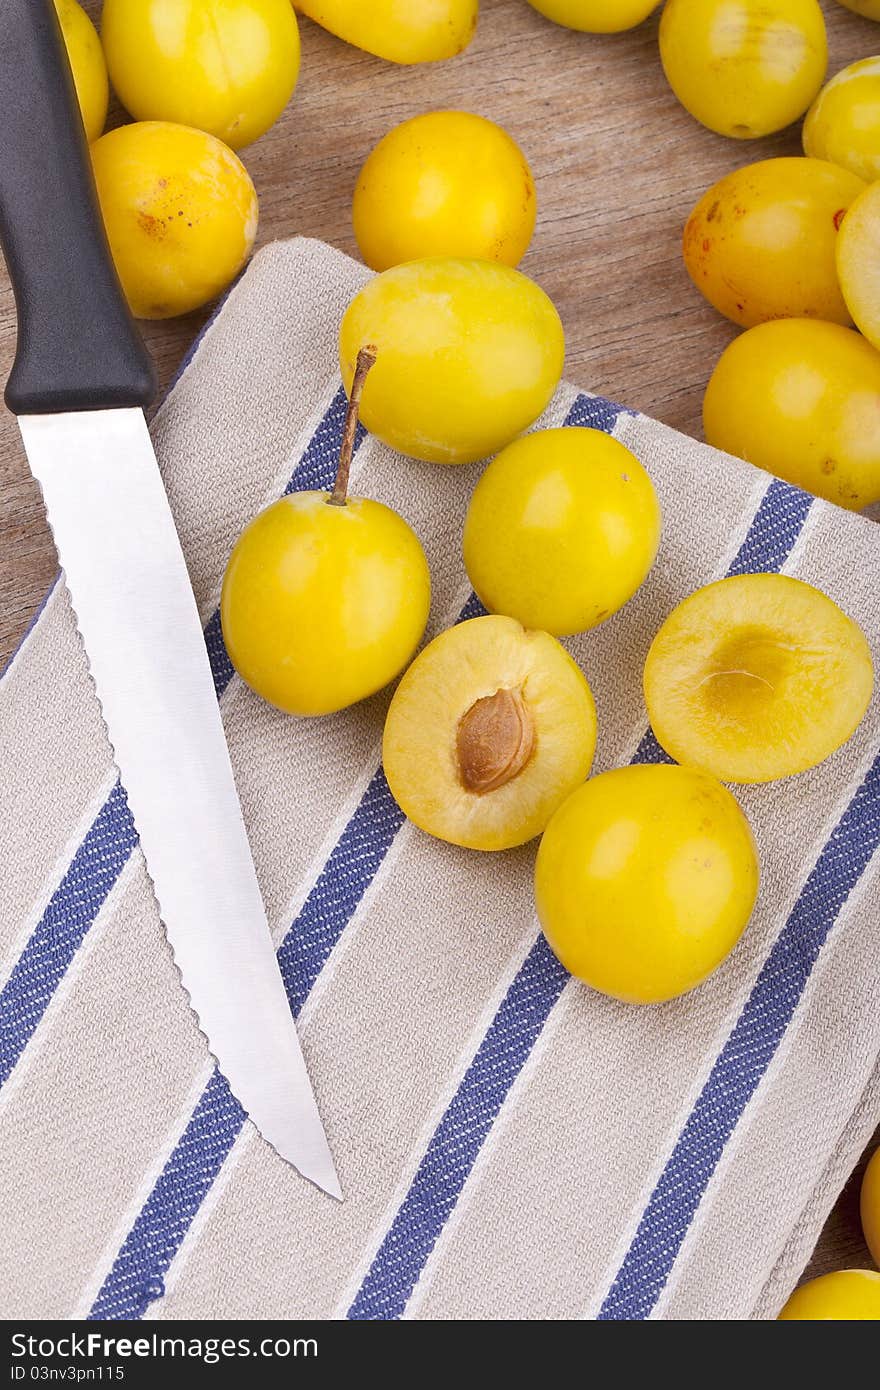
684, 157, 865, 328
91, 122, 258, 319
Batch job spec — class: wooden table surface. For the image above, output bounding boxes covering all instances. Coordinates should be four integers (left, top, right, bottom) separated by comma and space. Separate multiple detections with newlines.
1, 0, 877, 1300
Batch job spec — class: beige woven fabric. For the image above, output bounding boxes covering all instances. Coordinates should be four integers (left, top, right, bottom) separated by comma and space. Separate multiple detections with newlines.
0, 238, 877, 1322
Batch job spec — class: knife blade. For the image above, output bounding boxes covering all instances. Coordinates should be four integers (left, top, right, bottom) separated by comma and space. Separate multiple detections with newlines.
0, 0, 339, 1198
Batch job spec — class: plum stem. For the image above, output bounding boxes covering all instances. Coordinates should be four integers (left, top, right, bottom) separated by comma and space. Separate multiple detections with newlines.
329, 345, 377, 507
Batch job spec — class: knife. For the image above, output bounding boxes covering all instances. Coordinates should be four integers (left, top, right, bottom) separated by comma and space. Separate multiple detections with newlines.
0, 0, 340, 1199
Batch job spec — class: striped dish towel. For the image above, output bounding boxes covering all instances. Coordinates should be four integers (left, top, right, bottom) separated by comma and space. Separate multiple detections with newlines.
1, 237, 878, 1322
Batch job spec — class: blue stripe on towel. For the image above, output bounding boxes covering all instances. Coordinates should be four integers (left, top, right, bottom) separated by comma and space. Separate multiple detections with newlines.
0, 780, 136, 1088
728, 477, 813, 577
284, 399, 363, 495
278, 767, 404, 1016
598, 745, 880, 1320
563, 393, 635, 433
458, 591, 489, 623
344, 469, 816, 1320
0, 387, 356, 1094
91, 1069, 245, 1321
349, 934, 569, 1319
632, 729, 672, 764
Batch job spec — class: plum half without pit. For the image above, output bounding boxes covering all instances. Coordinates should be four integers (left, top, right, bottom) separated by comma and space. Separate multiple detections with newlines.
644, 574, 873, 784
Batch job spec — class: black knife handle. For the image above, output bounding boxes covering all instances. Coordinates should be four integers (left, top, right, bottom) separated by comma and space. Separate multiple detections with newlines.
0, 0, 156, 415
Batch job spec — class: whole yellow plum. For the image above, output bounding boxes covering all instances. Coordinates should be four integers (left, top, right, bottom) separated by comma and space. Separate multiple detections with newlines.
463, 428, 660, 636
101, 0, 301, 150
296, 0, 478, 63
353, 111, 536, 271
91, 122, 258, 320
703, 319, 880, 509
222, 493, 430, 714
526, 0, 660, 31
683, 158, 864, 327
339, 259, 565, 464
222, 351, 431, 716
805, 58, 880, 183
535, 765, 759, 1004
778, 1270, 880, 1319
660, 0, 827, 138
55, 0, 108, 142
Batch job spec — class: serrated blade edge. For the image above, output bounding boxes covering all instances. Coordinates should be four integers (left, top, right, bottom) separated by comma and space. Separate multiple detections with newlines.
19, 408, 340, 1200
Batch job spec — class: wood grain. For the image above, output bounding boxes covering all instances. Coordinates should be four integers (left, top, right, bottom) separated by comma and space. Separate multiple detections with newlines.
0, 0, 876, 1300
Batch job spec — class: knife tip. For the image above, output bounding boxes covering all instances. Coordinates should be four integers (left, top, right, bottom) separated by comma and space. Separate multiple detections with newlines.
298, 1150, 343, 1201
322, 1171, 344, 1202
